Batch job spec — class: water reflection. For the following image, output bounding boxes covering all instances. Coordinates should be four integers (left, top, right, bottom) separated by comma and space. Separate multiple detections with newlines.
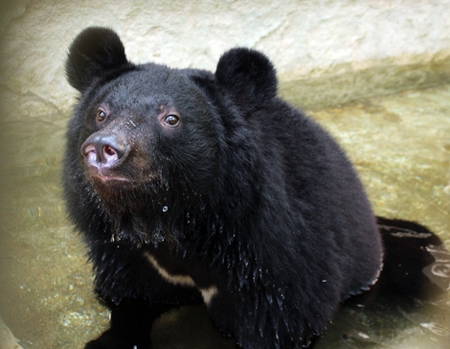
423, 246, 450, 291
419, 321, 450, 338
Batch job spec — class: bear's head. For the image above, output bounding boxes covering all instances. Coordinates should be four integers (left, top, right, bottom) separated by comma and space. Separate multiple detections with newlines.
64, 27, 278, 238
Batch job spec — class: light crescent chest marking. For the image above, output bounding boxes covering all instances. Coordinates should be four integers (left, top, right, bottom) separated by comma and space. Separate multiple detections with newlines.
147, 254, 196, 286
145, 253, 218, 305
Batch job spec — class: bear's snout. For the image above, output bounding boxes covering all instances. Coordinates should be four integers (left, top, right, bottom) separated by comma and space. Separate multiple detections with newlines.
81, 133, 129, 169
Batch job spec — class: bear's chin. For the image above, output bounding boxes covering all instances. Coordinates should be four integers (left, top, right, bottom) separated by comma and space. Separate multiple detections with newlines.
99, 203, 179, 248
89, 175, 167, 214
89, 177, 143, 209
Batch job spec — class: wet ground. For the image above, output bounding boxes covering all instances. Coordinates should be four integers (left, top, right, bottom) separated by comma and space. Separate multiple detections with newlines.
0, 84, 449, 348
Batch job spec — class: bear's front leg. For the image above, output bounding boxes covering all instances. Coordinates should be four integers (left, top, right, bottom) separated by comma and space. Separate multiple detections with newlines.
85, 298, 174, 349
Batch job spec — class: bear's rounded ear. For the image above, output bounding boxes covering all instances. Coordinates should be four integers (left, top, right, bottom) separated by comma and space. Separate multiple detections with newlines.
215, 48, 278, 105
65, 27, 129, 93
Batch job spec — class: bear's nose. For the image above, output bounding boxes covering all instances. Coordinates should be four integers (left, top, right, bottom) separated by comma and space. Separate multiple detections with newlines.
80, 133, 129, 167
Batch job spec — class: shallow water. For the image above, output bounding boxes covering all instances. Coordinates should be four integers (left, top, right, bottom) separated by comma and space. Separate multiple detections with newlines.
0, 85, 449, 348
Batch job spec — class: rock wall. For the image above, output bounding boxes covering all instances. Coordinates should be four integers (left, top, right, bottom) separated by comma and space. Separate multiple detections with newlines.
1, 0, 449, 118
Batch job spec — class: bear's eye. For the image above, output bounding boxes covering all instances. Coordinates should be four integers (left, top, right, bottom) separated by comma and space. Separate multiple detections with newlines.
164, 115, 180, 127
96, 108, 107, 123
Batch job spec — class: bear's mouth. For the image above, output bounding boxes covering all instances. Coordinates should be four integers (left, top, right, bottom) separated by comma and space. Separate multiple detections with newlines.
91, 172, 131, 183
83, 158, 159, 189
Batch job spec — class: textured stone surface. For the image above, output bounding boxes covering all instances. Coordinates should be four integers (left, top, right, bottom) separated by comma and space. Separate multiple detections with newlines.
0, 0, 450, 117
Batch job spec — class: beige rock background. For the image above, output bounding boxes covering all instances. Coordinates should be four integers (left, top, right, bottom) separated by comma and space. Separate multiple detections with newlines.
0, 0, 450, 119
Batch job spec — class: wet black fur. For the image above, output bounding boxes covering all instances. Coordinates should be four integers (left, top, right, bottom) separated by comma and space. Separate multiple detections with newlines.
63, 27, 445, 349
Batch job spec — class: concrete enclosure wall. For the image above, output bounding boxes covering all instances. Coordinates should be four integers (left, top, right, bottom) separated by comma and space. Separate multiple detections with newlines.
1, 0, 450, 118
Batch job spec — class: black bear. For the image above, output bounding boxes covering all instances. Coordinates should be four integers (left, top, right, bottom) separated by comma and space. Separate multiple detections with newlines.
63, 27, 447, 349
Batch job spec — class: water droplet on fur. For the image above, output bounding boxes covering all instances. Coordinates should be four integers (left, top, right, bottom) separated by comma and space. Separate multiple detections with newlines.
276, 288, 285, 307
253, 267, 261, 281
259, 324, 265, 337
282, 310, 290, 331
277, 296, 284, 308
162, 206, 168, 212
266, 292, 273, 305
256, 267, 263, 280
273, 319, 280, 347
239, 274, 246, 289
151, 228, 165, 247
